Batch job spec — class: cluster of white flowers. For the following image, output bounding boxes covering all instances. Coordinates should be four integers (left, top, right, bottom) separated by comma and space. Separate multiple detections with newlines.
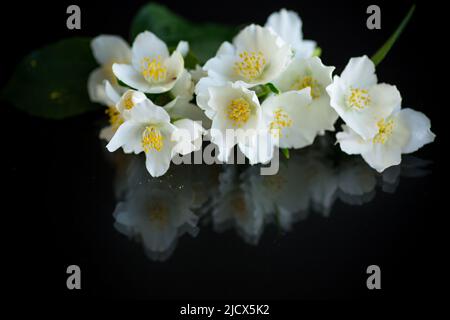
89, 9, 435, 177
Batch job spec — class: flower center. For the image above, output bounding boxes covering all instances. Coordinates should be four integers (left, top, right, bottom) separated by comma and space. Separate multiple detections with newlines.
269, 108, 292, 138
234, 51, 266, 81
105, 106, 123, 132
123, 91, 136, 110
227, 98, 251, 127
290, 76, 321, 99
373, 119, 395, 144
148, 203, 168, 226
141, 56, 167, 83
142, 126, 164, 152
347, 88, 371, 110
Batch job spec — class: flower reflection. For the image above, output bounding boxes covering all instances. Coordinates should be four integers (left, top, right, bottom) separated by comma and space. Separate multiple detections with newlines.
106, 136, 431, 261
111, 160, 203, 261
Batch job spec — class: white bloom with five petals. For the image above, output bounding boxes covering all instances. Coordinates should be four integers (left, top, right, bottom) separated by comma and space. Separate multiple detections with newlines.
326, 55, 401, 140
201, 82, 273, 164
336, 107, 435, 172
99, 80, 147, 142
273, 56, 338, 138
203, 24, 293, 88
262, 89, 316, 149
106, 99, 203, 177
112, 31, 184, 94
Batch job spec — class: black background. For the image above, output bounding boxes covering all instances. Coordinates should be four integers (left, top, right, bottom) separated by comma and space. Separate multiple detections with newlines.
1, 0, 446, 302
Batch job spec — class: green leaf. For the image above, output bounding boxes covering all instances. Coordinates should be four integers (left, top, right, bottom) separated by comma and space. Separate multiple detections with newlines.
266, 83, 280, 95
371, 4, 415, 66
2, 37, 100, 119
281, 148, 290, 159
130, 3, 237, 64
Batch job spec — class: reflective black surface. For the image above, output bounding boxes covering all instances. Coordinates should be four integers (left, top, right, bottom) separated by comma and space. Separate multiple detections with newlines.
2, 0, 444, 301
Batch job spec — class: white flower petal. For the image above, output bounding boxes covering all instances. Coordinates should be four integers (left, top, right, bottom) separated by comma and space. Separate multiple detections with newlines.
238, 130, 274, 164
175, 40, 189, 57
295, 39, 316, 59
172, 119, 205, 154
144, 144, 172, 177
131, 31, 169, 70
216, 41, 236, 56
170, 69, 193, 100
397, 108, 435, 153
262, 89, 315, 148
113, 63, 155, 92
368, 83, 402, 117
129, 99, 171, 124
104, 80, 122, 105
361, 143, 402, 173
265, 9, 303, 52
341, 55, 377, 88
87, 67, 109, 104
106, 121, 143, 153
336, 125, 372, 155
91, 35, 131, 66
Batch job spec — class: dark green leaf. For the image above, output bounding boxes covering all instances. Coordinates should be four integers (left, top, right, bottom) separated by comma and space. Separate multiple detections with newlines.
281, 148, 290, 159
371, 4, 415, 66
130, 3, 237, 63
2, 37, 100, 119
266, 83, 280, 95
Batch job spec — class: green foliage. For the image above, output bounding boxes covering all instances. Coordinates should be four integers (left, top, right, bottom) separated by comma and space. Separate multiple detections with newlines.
371, 4, 415, 66
2, 37, 100, 119
281, 148, 290, 159
131, 3, 237, 64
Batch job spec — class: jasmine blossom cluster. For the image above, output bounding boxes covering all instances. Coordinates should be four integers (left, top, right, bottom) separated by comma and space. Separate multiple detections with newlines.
89, 8, 435, 176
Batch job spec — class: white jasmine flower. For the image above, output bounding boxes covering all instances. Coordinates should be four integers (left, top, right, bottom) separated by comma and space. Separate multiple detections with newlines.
265, 8, 316, 59
112, 31, 184, 94
203, 24, 293, 87
201, 82, 273, 164
106, 99, 203, 177
326, 55, 402, 140
88, 35, 131, 105
273, 57, 338, 133
104, 80, 147, 120
336, 108, 435, 172
262, 89, 315, 148
99, 81, 147, 142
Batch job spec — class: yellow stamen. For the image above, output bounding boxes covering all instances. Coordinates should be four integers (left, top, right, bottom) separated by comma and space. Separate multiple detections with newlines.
347, 88, 371, 110
373, 119, 394, 144
141, 56, 167, 83
123, 91, 135, 110
290, 76, 321, 99
269, 108, 292, 138
105, 106, 123, 132
142, 126, 164, 152
234, 51, 266, 81
227, 98, 251, 127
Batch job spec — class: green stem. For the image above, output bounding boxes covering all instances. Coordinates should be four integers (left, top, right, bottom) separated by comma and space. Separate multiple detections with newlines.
371, 4, 416, 66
